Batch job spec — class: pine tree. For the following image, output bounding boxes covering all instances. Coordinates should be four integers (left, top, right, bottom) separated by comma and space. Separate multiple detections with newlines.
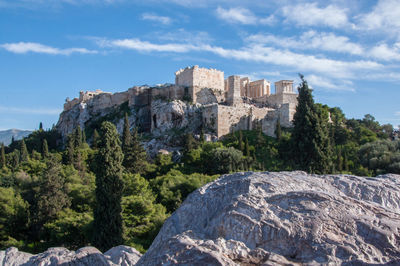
123, 127, 147, 175
36, 156, 70, 232
245, 137, 250, 157
92, 129, 100, 149
74, 126, 83, 148
20, 139, 29, 162
275, 118, 282, 141
291, 75, 332, 174
93, 121, 124, 252
1, 143, 5, 169
39, 122, 43, 131
238, 130, 244, 151
42, 139, 49, 158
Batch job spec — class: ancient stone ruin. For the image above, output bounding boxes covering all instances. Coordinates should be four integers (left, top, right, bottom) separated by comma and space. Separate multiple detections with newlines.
60, 66, 298, 139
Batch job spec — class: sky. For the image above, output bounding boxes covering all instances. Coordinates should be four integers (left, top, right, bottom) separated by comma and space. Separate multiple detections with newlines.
0, 0, 400, 130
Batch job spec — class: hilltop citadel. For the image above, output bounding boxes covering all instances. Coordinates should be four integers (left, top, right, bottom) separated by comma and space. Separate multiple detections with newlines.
60, 66, 298, 139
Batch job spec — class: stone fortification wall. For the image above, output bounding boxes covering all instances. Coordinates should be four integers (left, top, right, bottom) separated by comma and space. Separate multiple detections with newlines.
202, 104, 219, 134
175, 65, 224, 91
279, 103, 297, 127
226, 76, 241, 106
215, 104, 273, 137
262, 92, 298, 109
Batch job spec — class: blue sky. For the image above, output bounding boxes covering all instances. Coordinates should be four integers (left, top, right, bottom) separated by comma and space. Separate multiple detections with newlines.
0, 0, 399, 130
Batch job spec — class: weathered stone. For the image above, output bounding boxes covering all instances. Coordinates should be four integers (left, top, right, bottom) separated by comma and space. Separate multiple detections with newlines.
138, 171, 400, 265
0, 245, 141, 266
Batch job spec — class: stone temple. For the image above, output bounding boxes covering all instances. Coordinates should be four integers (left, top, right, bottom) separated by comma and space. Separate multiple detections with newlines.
60, 66, 298, 139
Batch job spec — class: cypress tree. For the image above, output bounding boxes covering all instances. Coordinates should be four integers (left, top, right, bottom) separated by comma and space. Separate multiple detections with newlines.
275, 118, 282, 141
67, 134, 75, 165
291, 75, 332, 174
1, 143, 5, 168
184, 133, 195, 153
93, 121, 124, 252
123, 127, 147, 175
42, 139, 49, 158
245, 137, 250, 157
238, 130, 243, 151
82, 130, 87, 144
200, 129, 205, 143
20, 139, 28, 162
74, 126, 83, 148
122, 113, 132, 153
39, 122, 43, 131
92, 129, 100, 149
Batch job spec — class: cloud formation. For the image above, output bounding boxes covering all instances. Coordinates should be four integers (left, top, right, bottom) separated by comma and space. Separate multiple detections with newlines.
141, 13, 172, 25
216, 7, 275, 25
0, 42, 97, 55
282, 3, 349, 28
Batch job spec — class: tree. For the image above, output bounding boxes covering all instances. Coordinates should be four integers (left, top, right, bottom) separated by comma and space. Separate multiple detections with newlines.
39, 122, 43, 131
238, 130, 244, 151
42, 139, 49, 158
92, 129, 100, 149
184, 133, 195, 153
74, 126, 83, 148
20, 139, 29, 162
82, 130, 87, 144
291, 75, 332, 174
35, 156, 70, 236
122, 113, 132, 153
66, 135, 75, 165
245, 137, 250, 157
92, 121, 124, 252
123, 127, 147, 175
275, 118, 282, 141
200, 129, 205, 143
1, 143, 5, 169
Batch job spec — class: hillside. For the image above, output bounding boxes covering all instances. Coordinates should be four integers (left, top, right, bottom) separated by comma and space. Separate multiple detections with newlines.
0, 129, 32, 146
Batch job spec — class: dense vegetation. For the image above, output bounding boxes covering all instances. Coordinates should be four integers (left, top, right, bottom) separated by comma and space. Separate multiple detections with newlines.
0, 77, 398, 253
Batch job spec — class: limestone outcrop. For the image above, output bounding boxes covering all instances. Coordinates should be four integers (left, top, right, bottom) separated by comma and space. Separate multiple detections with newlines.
138, 171, 400, 265
0, 245, 141, 265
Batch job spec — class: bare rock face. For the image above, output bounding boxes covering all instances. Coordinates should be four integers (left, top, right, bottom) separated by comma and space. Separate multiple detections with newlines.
151, 99, 202, 136
0, 245, 141, 266
138, 171, 400, 265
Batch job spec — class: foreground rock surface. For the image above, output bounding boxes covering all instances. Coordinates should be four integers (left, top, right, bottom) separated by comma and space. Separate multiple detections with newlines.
0, 245, 141, 266
138, 171, 400, 265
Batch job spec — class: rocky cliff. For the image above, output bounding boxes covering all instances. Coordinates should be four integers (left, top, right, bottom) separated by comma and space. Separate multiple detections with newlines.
3, 172, 400, 265
139, 171, 400, 265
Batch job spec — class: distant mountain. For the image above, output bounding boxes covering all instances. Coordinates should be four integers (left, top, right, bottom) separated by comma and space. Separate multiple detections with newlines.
0, 129, 32, 146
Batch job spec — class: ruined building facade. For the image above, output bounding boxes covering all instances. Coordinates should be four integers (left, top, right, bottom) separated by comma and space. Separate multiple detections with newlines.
60, 66, 298, 139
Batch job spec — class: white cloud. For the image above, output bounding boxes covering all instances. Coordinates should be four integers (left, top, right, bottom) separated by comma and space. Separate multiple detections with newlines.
97, 37, 382, 80
216, 7, 275, 25
282, 3, 349, 28
357, 0, 400, 36
369, 43, 400, 61
216, 7, 257, 24
0, 42, 97, 55
307, 75, 355, 91
0, 106, 61, 115
248, 31, 364, 55
141, 13, 172, 25
97, 38, 199, 52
